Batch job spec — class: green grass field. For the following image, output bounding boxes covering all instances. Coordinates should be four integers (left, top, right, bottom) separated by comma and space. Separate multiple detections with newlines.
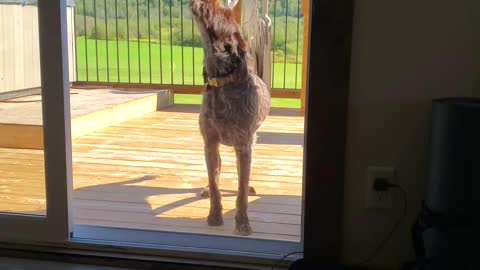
75, 37, 302, 108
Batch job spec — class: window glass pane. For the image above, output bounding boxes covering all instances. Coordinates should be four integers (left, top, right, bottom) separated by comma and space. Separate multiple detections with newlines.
0, 3, 46, 216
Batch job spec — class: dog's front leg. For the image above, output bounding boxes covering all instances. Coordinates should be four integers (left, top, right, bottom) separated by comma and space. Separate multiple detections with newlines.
205, 141, 223, 226
234, 145, 252, 235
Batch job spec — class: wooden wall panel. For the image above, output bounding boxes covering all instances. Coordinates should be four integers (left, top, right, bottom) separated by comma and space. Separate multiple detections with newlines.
2, 5, 16, 92
22, 6, 34, 88
0, 5, 5, 91
13, 5, 25, 90
0, 4, 75, 94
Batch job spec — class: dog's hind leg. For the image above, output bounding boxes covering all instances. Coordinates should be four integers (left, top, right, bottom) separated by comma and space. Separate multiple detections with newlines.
234, 145, 252, 235
205, 141, 223, 226
202, 152, 257, 197
235, 158, 256, 196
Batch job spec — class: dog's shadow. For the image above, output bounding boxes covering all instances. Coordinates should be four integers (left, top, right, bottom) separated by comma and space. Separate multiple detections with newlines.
72, 174, 302, 238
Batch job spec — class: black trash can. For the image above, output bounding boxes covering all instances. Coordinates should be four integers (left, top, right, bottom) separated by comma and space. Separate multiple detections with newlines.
411, 98, 480, 270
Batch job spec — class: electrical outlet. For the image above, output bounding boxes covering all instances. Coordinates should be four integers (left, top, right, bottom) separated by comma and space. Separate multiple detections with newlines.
365, 166, 396, 209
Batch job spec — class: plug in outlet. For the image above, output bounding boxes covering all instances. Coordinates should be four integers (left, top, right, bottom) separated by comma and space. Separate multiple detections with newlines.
365, 166, 396, 209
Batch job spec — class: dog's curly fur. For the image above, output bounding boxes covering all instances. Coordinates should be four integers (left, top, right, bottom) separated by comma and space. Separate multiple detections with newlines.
189, 0, 271, 235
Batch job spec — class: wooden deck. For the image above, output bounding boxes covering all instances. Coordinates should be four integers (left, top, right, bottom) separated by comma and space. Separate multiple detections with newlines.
0, 105, 304, 242
0, 88, 172, 149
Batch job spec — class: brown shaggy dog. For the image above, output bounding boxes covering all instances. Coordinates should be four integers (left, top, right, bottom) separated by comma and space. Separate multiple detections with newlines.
189, 0, 271, 235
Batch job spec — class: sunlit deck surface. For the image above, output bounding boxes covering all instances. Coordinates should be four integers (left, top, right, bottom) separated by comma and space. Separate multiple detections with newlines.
0, 104, 304, 241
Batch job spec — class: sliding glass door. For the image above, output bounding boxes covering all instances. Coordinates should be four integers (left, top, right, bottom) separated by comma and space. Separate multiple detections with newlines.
0, 0, 72, 243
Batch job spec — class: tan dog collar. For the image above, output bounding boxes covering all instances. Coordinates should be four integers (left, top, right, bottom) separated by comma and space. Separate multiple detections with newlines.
207, 73, 239, 87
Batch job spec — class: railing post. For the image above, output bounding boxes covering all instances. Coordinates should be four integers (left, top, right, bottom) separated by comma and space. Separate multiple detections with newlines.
233, 0, 243, 24
300, 0, 309, 116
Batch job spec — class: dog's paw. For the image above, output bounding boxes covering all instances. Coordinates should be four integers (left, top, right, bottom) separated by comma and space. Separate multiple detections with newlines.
207, 211, 224, 226
248, 186, 256, 196
234, 222, 252, 236
199, 186, 210, 198
234, 215, 252, 236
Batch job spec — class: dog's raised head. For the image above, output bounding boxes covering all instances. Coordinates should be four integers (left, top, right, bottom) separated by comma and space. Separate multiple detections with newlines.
189, 0, 248, 79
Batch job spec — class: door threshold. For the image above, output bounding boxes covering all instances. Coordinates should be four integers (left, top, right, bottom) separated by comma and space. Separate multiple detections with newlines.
71, 224, 302, 268
0, 225, 302, 270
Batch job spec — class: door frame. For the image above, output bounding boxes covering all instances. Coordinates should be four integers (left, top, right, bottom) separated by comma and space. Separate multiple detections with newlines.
302, 0, 354, 262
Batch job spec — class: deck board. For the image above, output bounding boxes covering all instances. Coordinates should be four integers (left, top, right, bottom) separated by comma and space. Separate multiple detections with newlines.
0, 105, 304, 242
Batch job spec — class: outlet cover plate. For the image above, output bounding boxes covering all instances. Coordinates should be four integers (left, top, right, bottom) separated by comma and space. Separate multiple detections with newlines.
365, 166, 396, 209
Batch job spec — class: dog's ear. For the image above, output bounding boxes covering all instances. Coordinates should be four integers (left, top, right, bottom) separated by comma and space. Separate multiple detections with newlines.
190, 0, 217, 27
234, 32, 247, 52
